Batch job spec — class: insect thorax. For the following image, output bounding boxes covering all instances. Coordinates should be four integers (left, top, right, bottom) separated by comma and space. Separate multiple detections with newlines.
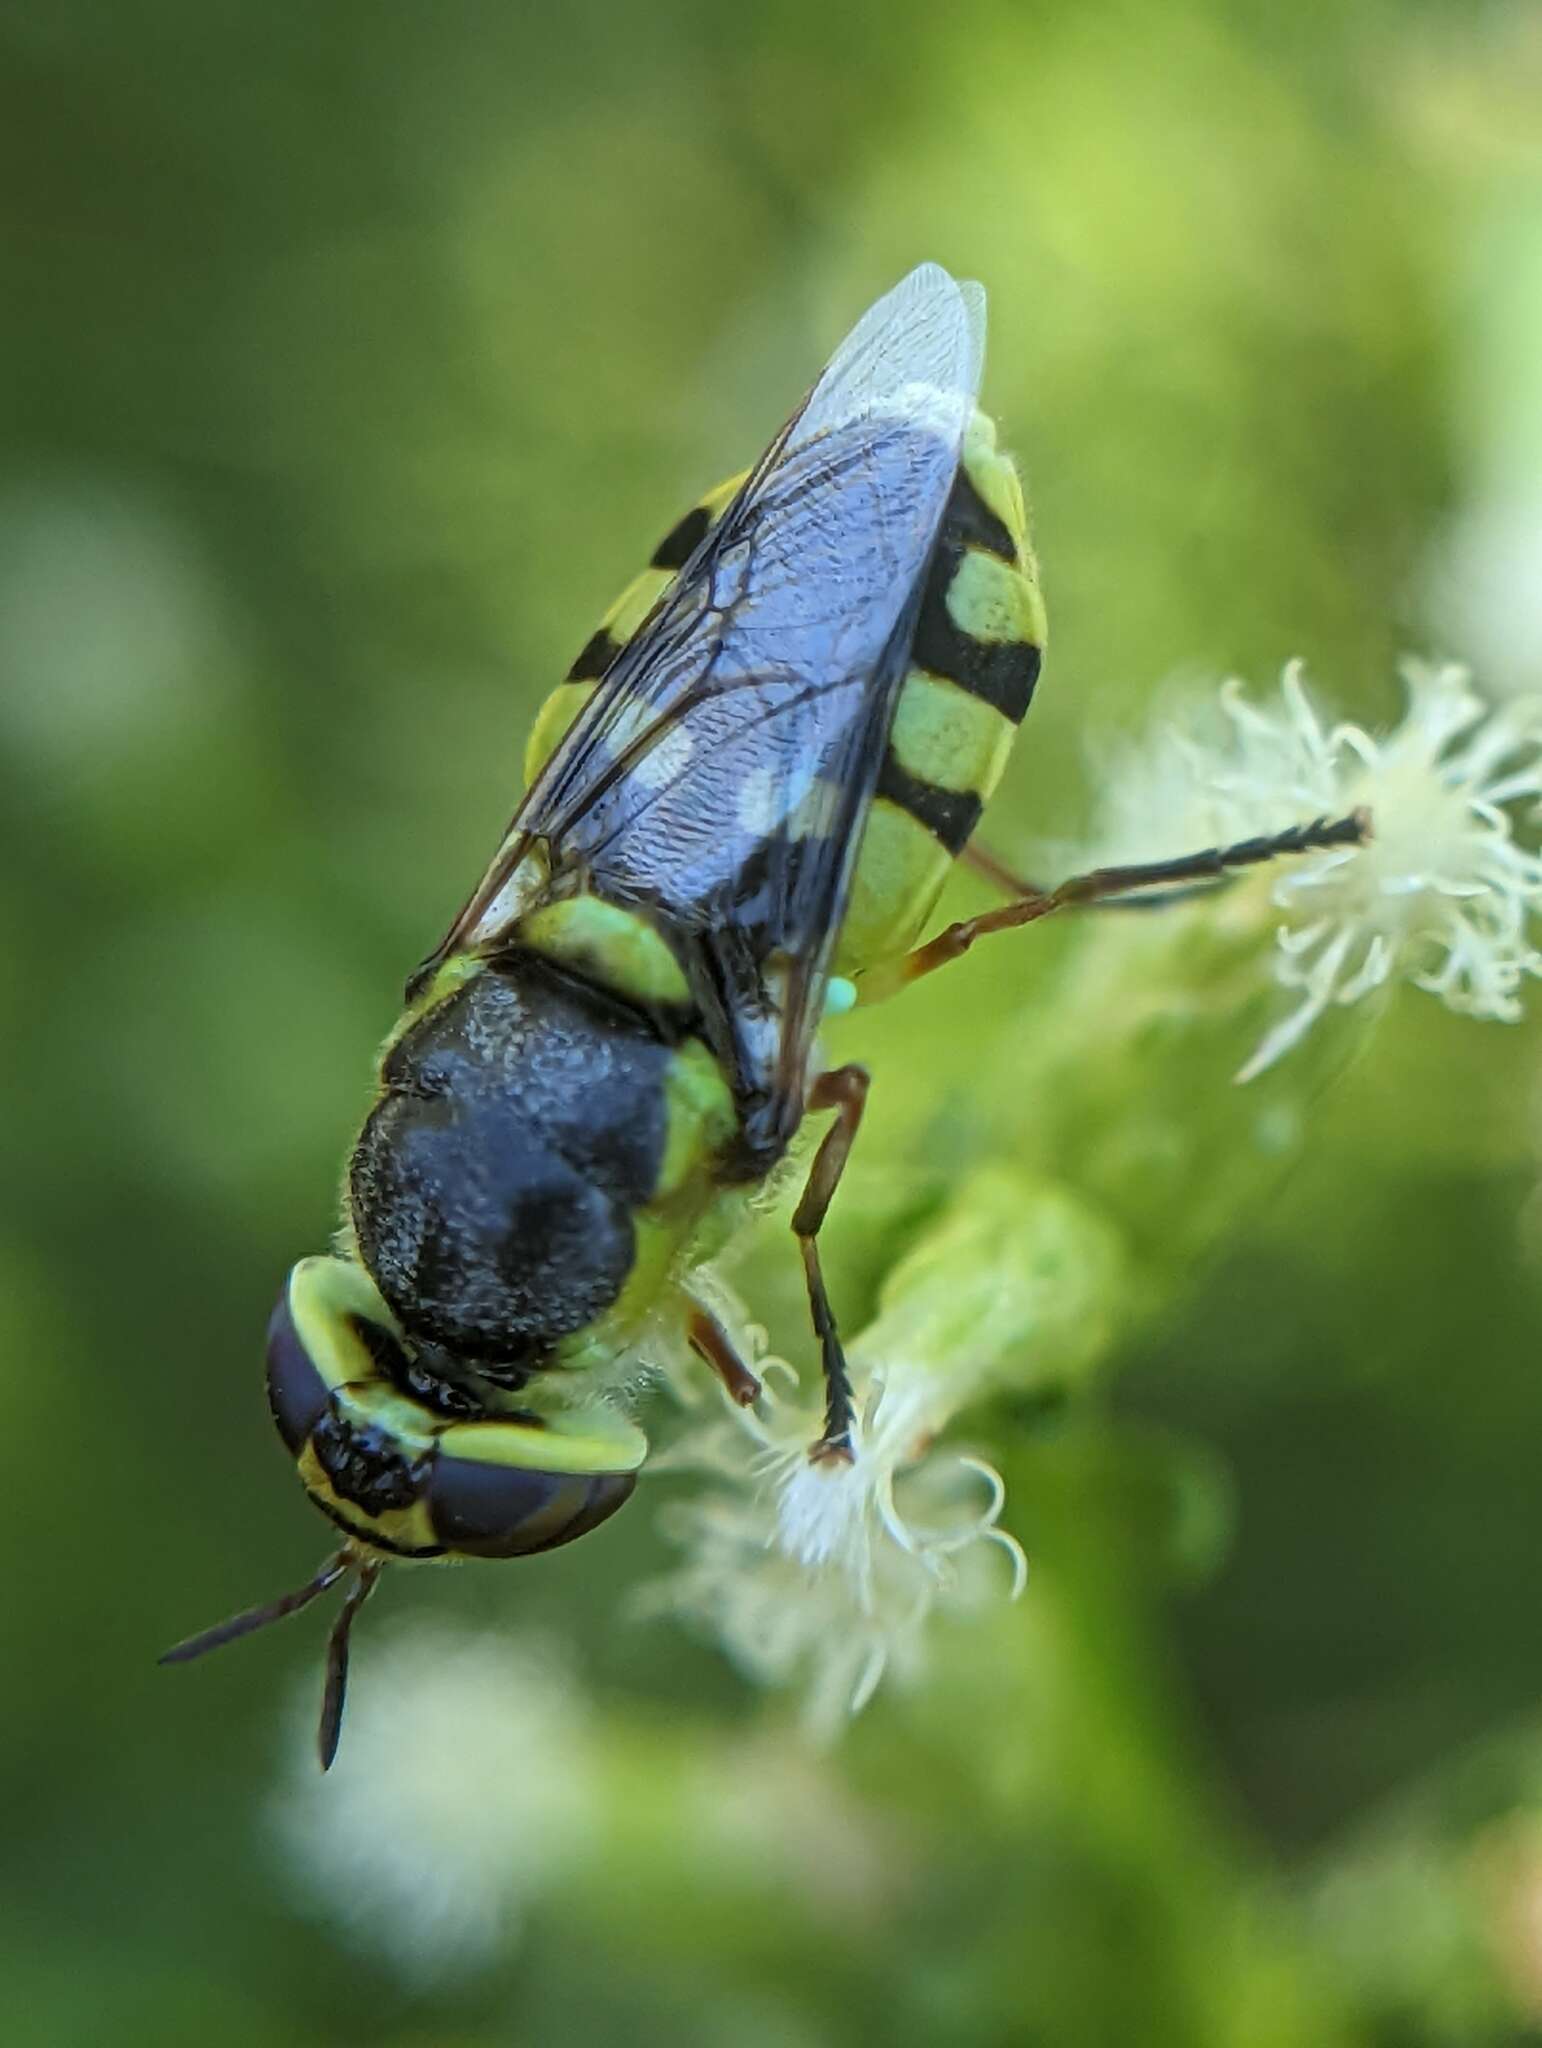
348, 940, 734, 1379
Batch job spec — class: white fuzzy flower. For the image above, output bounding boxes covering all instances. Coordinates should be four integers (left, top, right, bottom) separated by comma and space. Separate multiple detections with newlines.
270, 1619, 593, 1979
1093, 661, 1542, 1080
651, 1354, 1024, 1744
647, 1173, 1119, 1738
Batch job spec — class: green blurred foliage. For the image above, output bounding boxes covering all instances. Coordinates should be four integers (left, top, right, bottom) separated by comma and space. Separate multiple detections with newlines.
3, 1, 1542, 2043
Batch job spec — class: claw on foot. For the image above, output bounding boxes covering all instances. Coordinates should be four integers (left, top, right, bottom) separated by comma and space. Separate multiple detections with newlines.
808, 1434, 855, 1468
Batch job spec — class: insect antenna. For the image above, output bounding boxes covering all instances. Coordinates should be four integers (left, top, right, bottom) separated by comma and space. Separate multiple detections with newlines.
317, 1557, 383, 1770
158, 1549, 352, 1665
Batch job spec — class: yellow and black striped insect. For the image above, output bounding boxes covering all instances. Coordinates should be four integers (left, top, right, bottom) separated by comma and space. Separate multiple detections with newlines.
163, 266, 1365, 1764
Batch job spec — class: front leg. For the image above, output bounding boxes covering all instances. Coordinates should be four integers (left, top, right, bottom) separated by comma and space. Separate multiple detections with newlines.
687, 1299, 762, 1407
792, 1063, 870, 1464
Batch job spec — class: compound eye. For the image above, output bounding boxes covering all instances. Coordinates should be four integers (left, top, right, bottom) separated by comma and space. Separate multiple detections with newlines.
426, 1455, 635, 1561
265, 1285, 331, 1454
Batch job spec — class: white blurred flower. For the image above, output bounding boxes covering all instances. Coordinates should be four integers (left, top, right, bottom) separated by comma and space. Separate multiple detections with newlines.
0, 475, 234, 767
271, 1618, 593, 1979
1434, 492, 1542, 702
681, 1728, 906, 1917
649, 1173, 1121, 1739
1094, 661, 1542, 1080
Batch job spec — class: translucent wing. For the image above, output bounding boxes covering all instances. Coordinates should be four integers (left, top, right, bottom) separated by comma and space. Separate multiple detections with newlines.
416, 265, 985, 1135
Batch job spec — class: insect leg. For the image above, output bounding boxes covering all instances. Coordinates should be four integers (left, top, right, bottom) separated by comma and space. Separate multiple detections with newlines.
962, 838, 1228, 915
873, 810, 1370, 997
960, 839, 1049, 902
687, 1300, 762, 1407
793, 1064, 871, 1465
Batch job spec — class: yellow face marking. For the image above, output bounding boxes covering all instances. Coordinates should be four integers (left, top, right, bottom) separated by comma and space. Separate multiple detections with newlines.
888, 667, 1015, 797
296, 1445, 442, 1557
288, 1256, 399, 1393
330, 1379, 439, 1457
437, 1404, 647, 1475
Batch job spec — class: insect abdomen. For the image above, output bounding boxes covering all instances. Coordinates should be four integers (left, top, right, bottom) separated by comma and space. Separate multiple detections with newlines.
523, 412, 1041, 978
523, 473, 747, 786
833, 410, 1044, 971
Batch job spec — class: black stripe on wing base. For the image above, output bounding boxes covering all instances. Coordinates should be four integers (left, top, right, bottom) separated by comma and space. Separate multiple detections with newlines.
876, 752, 983, 856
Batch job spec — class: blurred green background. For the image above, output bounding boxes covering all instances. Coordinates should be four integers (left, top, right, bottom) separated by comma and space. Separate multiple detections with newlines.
4, 1, 1542, 2043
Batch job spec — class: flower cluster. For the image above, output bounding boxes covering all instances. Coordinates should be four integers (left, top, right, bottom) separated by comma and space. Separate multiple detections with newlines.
1090, 661, 1542, 1078
652, 1356, 1025, 1743
647, 1170, 1122, 1739
650, 663, 1542, 1733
